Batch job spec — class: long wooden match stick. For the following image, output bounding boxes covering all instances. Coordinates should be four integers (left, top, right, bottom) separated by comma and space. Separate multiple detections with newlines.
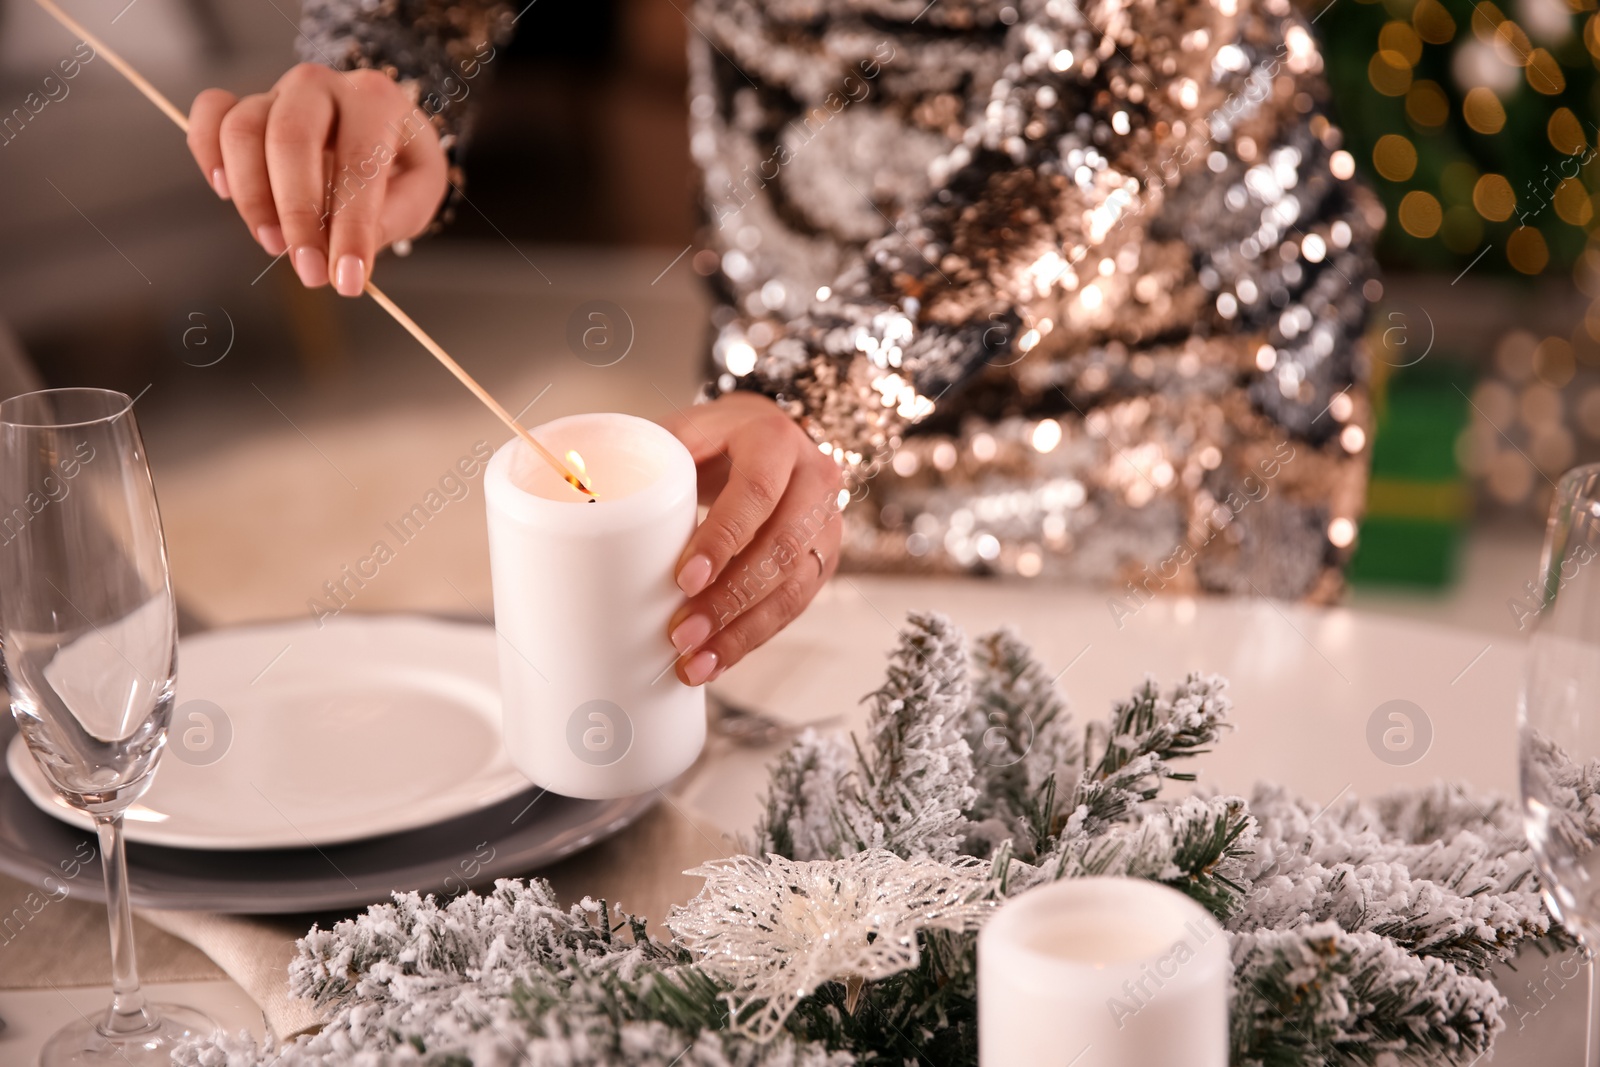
361, 284, 592, 493
35, 0, 186, 130
33, 0, 595, 499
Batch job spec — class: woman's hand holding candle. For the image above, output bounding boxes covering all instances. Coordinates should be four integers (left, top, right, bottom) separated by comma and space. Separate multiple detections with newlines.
185, 65, 844, 689
185, 64, 446, 297
664, 393, 844, 687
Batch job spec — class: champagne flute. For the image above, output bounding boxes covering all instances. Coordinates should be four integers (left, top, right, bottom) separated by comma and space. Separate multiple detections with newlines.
0, 388, 216, 1064
1521, 462, 1600, 1065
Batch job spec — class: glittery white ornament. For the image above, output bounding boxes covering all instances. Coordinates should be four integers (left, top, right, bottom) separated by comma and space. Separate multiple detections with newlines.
669, 850, 995, 1042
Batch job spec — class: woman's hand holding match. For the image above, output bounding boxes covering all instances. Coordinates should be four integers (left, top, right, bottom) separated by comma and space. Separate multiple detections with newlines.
186, 64, 449, 297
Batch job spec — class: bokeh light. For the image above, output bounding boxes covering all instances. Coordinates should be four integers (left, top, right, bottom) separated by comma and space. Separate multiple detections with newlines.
1526, 49, 1566, 95
1497, 330, 1538, 382
1373, 134, 1418, 181
1473, 173, 1516, 221
1534, 337, 1577, 388
1406, 80, 1450, 126
1555, 179, 1593, 228
1508, 227, 1550, 274
1369, 49, 1413, 96
1399, 190, 1443, 237
1548, 107, 1587, 155
1489, 21, 1531, 68
1462, 87, 1506, 134
1470, 0, 1505, 40
1379, 21, 1423, 65
1412, 0, 1456, 44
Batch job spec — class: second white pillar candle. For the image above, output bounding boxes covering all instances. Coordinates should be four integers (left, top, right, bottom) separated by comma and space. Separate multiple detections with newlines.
978, 876, 1230, 1067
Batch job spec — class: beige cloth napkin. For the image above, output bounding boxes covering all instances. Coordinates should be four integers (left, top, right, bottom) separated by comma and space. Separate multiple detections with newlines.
537, 797, 734, 935
134, 908, 324, 1040
0, 872, 220, 989
0, 871, 318, 1039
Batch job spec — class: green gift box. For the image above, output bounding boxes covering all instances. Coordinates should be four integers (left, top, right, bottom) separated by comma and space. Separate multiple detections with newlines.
1348, 359, 1474, 588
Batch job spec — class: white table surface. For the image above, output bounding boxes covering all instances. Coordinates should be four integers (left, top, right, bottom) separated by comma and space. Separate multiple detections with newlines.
5, 572, 1572, 1064
705, 576, 1524, 828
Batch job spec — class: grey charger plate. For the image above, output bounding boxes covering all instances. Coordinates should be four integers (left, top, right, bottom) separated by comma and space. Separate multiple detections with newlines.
0, 717, 657, 914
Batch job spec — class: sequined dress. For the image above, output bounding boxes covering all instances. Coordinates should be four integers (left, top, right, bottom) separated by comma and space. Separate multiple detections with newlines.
301, 0, 1379, 603
296, 0, 517, 230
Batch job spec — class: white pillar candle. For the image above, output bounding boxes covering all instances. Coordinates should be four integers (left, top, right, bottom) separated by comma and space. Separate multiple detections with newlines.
484, 413, 705, 799
978, 877, 1229, 1067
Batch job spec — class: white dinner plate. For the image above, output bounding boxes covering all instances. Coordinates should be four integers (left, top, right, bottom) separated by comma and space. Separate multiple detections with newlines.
8, 615, 532, 850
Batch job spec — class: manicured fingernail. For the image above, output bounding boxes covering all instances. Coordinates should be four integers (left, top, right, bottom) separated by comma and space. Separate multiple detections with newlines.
334, 254, 365, 297
682, 649, 718, 686
257, 225, 286, 256
671, 614, 712, 654
706, 663, 728, 683
677, 554, 713, 596
210, 167, 230, 200
293, 246, 328, 288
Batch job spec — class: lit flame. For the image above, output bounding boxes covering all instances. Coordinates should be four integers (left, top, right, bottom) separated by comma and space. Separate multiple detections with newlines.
566, 449, 593, 497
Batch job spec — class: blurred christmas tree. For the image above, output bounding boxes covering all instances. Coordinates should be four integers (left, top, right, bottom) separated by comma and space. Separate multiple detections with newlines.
1316, 0, 1600, 527
1318, 0, 1599, 280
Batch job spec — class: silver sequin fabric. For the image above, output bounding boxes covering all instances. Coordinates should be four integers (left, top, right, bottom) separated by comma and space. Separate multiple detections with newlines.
690, 0, 1380, 601
296, 0, 515, 227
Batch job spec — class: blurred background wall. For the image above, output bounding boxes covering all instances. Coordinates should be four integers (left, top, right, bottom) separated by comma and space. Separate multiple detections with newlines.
0, 0, 694, 378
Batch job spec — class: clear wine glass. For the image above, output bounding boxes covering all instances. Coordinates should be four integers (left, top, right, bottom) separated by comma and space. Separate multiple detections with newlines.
1521, 462, 1600, 1065
0, 388, 216, 1064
